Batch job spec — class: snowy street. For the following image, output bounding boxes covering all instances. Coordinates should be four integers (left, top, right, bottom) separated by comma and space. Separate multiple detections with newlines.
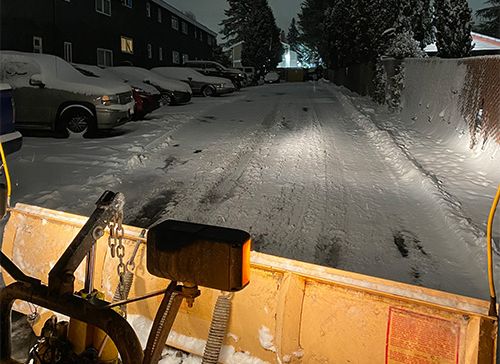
7, 82, 499, 300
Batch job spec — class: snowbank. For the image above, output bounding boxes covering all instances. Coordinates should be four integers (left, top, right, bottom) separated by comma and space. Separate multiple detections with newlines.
399, 56, 499, 167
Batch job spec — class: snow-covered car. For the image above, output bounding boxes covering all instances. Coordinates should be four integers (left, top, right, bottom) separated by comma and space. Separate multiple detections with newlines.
0, 84, 22, 154
151, 67, 236, 97
0, 51, 134, 136
110, 67, 192, 106
183, 60, 247, 90
73, 64, 161, 120
264, 71, 280, 84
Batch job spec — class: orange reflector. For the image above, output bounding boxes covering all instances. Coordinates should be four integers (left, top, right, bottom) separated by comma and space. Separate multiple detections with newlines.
242, 239, 251, 287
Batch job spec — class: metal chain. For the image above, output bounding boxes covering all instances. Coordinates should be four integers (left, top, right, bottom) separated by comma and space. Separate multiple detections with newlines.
107, 208, 126, 300
108, 221, 116, 258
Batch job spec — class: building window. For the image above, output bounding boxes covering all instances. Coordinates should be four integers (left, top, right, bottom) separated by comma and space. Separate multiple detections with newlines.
146, 2, 151, 17
147, 44, 153, 59
121, 36, 134, 54
182, 54, 188, 64
194, 29, 198, 39
97, 48, 113, 67
122, 0, 132, 8
199, 32, 203, 42
159, 47, 163, 61
33, 36, 43, 53
157, 8, 162, 23
181, 22, 188, 34
96, 0, 111, 16
63, 42, 72, 62
171, 16, 179, 30
172, 51, 180, 64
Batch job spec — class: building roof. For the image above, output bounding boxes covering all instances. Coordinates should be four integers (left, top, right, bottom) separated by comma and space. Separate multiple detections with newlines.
424, 32, 500, 53
152, 0, 217, 37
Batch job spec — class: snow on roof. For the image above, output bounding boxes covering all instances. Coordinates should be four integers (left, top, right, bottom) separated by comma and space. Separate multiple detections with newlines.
0, 51, 130, 96
0, 83, 11, 91
152, 0, 217, 37
425, 32, 500, 53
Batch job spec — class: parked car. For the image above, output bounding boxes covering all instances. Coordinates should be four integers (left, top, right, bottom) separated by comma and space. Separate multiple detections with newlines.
0, 51, 134, 137
183, 60, 247, 90
110, 67, 192, 106
0, 84, 22, 154
237, 66, 257, 85
151, 67, 235, 97
264, 71, 280, 84
73, 64, 160, 120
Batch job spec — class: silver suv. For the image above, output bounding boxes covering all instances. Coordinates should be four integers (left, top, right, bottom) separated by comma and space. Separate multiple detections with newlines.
0, 51, 135, 136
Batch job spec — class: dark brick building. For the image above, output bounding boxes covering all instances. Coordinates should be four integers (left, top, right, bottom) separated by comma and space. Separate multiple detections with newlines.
0, 0, 217, 68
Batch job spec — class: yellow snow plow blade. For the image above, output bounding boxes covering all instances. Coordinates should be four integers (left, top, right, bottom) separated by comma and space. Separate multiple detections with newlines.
1, 203, 497, 363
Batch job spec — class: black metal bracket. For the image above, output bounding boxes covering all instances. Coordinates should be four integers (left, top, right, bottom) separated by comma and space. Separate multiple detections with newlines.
48, 191, 124, 296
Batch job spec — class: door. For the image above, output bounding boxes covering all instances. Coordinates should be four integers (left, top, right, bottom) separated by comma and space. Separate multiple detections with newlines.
1, 60, 54, 129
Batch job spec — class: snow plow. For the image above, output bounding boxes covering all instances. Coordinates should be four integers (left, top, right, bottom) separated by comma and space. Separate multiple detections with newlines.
0, 140, 499, 363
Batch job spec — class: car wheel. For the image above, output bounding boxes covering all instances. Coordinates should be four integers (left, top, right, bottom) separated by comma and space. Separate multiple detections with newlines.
202, 86, 215, 97
160, 94, 173, 106
60, 108, 96, 138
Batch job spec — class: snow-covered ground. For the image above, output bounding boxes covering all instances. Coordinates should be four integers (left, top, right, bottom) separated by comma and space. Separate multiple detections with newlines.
5, 82, 499, 301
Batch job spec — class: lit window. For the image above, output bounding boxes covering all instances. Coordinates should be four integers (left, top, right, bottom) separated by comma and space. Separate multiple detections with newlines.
171, 16, 179, 30
159, 47, 163, 61
123, 0, 132, 8
97, 48, 113, 67
182, 54, 189, 64
146, 2, 151, 17
147, 43, 153, 59
33, 36, 43, 53
121, 36, 134, 54
64, 42, 72, 62
96, 0, 111, 16
181, 22, 188, 34
157, 9, 162, 23
172, 51, 180, 64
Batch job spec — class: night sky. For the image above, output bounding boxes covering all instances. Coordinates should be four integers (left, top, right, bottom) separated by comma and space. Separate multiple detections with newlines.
166, 0, 487, 39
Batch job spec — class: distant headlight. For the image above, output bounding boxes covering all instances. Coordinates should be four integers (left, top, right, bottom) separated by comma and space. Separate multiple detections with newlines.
98, 95, 119, 105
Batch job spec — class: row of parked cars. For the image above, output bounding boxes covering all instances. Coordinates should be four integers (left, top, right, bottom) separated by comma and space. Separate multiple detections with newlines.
0, 51, 251, 141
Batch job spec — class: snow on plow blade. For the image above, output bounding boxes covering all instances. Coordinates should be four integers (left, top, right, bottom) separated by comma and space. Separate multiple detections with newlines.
1, 203, 497, 363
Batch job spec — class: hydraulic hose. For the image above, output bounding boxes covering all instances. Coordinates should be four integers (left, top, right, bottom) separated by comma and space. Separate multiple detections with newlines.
0, 141, 12, 205
487, 183, 500, 317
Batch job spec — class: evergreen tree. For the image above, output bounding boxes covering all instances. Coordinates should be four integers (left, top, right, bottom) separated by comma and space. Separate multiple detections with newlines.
434, 0, 473, 57
287, 18, 300, 52
221, 0, 283, 72
476, 0, 500, 38
220, 0, 253, 47
241, 0, 283, 72
412, 0, 434, 48
298, 0, 334, 65
211, 44, 232, 67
